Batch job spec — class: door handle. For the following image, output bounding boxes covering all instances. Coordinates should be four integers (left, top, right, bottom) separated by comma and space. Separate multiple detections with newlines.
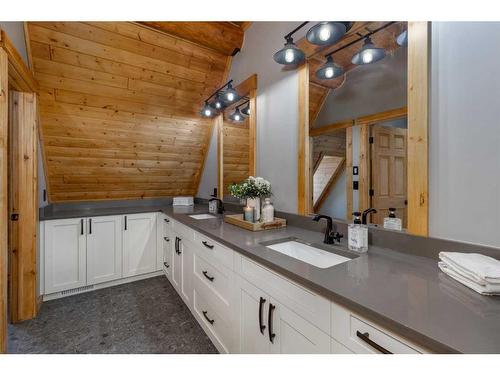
163, 262, 170, 269
202, 311, 215, 325
88, 218, 92, 234
259, 297, 266, 334
356, 331, 392, 354
202, 241, 214, 249
164, 218, 170, 223
175, 237, 182, 255
268, 303, 276, 343
80, 219, 84, 235
124, 215, 127, 231
164, 236, 170, 242
202, 270, 214, 282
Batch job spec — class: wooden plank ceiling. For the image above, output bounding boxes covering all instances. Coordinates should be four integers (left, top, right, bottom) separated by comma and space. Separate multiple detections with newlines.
27, 22, 245, 202
303, 22, 406, 126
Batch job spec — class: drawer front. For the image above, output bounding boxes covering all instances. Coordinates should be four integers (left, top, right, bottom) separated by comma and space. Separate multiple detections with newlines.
172, 220, 195, 242
163, 239, 173, 279
237, 255, 330, 334
193, 251, 232, 306
193, 288, 232, 353
162, 215, 173, 232
331, 302, 424, 354
194, 232, 233, 270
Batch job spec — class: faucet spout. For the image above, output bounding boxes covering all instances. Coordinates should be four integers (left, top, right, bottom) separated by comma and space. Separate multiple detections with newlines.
209, 198, 225, 214
312, 214, 342, 244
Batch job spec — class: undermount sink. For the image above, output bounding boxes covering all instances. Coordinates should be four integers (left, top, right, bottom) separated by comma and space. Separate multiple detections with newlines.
188, 214, 217, 220
264, 239, 356, 269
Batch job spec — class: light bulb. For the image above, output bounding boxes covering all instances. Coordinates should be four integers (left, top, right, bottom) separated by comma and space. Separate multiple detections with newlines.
319, 26, 331, 41
235, 114, 240, 121
246, 108, 250, 115
285, 49, 295, 63
362, 51, 373, 64
226, 92, 235, 102
215, 101, 221, 109
204, 109, 211, 117
325, 67, 334, 78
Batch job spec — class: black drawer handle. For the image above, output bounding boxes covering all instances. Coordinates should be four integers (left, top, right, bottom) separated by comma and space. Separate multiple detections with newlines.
259, 297, 266, 334
356, 331, 392, 354
202, 241, 214, 249
88, 218, 92, 234
164, 236, 170, 242
268, 303, 276, 343
175, 237, 182, 255
163, 262, 170, 268
124, 215, 127, 231
202, 310, 214, 325
164, 218, 170, 223
202, 270, 214, 282
80, 219, 84, 235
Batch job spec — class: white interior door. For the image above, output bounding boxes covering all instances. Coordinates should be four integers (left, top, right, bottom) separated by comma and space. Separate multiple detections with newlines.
122, 213, 157, 277
44, 218, 87, 294
86, 215, 122, 285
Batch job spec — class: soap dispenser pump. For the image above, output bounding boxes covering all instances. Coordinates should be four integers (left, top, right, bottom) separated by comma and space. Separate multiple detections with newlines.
348, 212, 368, 253
383, 208, 402, 231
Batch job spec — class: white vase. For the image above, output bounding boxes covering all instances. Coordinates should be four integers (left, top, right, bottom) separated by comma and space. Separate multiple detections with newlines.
246, 198, 261, 222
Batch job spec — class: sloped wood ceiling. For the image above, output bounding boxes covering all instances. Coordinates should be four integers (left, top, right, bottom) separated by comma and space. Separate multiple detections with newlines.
27, 22, 243, 202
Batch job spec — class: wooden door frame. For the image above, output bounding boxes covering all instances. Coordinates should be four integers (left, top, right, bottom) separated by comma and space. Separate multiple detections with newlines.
217, 74, 257, 199
0, 27, 39, 353
298, 22, 429, 237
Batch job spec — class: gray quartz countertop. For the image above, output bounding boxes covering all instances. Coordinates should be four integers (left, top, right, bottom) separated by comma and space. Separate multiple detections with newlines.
40, 201, 500, 353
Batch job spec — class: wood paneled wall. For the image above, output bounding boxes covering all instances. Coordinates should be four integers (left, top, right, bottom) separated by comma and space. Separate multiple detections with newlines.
27, 22, 232, 202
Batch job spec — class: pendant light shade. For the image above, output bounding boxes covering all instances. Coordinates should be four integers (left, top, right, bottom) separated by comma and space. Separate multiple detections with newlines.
229, 107, 245, 122
351, 37, 386, 65
306, 22, 348, 46
273, 37, 305, 65
200, 102, 215, 118
222, 82, 240, 103
241, 102, 251, 116
316, 56, 344, 80
396, 30, 408, 47
212, 93, 226, 110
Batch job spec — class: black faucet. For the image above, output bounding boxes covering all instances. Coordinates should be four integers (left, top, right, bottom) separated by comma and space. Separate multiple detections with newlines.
209, 198, 225, 214
361, 208, 377, 225
312, 214, 343, 244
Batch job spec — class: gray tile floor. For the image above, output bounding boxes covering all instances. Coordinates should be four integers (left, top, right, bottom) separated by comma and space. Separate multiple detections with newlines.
8, 276, 218, 354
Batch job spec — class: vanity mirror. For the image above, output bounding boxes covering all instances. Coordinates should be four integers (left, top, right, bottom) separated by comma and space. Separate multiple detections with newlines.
297, 22, 429, 234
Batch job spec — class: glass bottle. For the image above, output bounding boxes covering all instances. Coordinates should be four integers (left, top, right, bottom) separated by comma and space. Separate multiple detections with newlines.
348, 212, 368, 253
383, 208, 402, 231
261, 198, 274, 223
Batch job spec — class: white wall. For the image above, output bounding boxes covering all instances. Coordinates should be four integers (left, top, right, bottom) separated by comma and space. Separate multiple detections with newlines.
198, 22, 307, 212
429, 22, 500, 248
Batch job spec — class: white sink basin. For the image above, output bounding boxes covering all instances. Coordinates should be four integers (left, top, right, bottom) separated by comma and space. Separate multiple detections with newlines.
266, 240, 351, 269
189, 214, 217, 220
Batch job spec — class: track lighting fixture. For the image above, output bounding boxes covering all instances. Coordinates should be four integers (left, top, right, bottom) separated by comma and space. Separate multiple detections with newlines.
241, 101, 250, 116
316, 56, 344, 80
351, 36, 386, 65
212, 93, 226, 110
229, 106, 245, 122
396, 29, 408, 47
222, 82, 240, 103
201, 102, 215, 118
273, 22, 309, 65
306, 22, 351, 46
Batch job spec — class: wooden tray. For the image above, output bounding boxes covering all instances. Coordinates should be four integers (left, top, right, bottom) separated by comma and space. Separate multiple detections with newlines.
224, 214, 287, 231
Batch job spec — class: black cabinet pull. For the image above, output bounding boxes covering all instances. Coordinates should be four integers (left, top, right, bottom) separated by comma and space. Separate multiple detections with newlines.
164, 236, 170, 242
202, 271, 214, 282
124, 216, 127, 231
202, 241, 214, 249
268, 303, 276, 343
80, 219, 84, 235
164, 218, 170, 223
163, 262, 170, 269
88, 218, 92, 234
175, 237, 182, 255
356, 331, 392, 354
202, 310, 214, 325
259, 297, 266, 334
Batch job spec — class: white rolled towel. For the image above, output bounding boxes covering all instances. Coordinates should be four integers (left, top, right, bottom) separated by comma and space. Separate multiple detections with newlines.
438, 262, 500, 295
439, 252, 500, 285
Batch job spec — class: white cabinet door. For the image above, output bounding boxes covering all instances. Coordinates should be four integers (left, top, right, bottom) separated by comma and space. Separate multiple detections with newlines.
180, 237, 194, 309
269, 300, 330, 354
237, 278, 271, 354
45, 218, 87, 294
122, 212, 157, 277
86, 215, 122, 285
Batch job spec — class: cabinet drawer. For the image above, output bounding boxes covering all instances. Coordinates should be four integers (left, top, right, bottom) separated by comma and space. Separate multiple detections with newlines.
162, 215, 173, 232
193, 288, 232, 353
237, 255, 330, 334
331, 302, 426, 354
194, 232, 233, 270
172, 220, 195, 242
193, 251, 232, 306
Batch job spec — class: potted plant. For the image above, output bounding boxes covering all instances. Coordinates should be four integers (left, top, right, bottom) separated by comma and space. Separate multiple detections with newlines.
228, 176, 272, 222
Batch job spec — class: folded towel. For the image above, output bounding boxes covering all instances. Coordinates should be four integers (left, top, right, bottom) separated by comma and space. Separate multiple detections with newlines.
439, 252, 500, 285
438, 262, 500, 295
